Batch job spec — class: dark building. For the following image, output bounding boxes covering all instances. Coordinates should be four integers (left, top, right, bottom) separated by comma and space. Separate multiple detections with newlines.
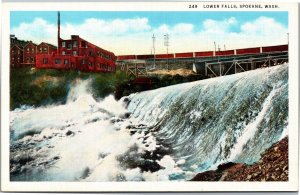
10, 45, 24, 68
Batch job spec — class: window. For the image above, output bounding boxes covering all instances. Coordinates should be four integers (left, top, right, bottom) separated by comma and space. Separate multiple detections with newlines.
39, 47, 42, 52
64, 59, 68, 65
62, 42, 66, 47
31, 48, 34, 53
73, 41, 77, 47
26, 58, 30, 62
73, 51, 77, 56
43, 47, 48, 52
62, 51, 66, 55
11, 50, 14, 54
55, 59, 61, 64
31, 58, 34, 63
82, 59, 85, 65
43, 58, 48, 64
67, 43, 72, 50
89, 51, 93, 56
27, 48, 30, 53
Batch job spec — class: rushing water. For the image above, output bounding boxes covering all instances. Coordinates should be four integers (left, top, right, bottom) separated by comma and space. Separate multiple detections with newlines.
10, 64, 288, 181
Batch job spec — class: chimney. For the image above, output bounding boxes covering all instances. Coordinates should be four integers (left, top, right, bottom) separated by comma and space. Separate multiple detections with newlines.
57, 11, 60, 52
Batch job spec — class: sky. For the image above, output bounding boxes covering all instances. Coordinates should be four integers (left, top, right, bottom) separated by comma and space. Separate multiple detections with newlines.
10, 11, 288, 55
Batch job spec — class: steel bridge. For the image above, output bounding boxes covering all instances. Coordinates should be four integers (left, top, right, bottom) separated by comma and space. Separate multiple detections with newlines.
119, 51, 288, 78
194, 52, 288, 78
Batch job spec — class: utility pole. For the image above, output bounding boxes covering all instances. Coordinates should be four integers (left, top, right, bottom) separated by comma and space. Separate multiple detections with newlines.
164, 34, 170, 70
152, 34, 156, 69
214, 41, 216, 56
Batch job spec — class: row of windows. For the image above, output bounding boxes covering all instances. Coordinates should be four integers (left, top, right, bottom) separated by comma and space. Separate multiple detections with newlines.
88, 62, 114, 71
62, 41, 78, 49
26, 57, 35, 63
26, 48, 35, 53
11, 50, 21, 54
39, 47, 48, 52
11, 57, 21, 62
54, 59, 69, 65
42, 58, 114, 70
12, 47, 48, 54
62, 51, 78, 56
60, 50, 114, 61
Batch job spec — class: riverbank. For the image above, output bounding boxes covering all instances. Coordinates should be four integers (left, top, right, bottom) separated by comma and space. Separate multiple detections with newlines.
10, 67, 207, 110
10, 67, 128, 110
191, 136, 288, 181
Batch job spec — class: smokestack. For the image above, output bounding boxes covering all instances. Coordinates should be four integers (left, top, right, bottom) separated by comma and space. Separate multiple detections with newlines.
57, 11, 60, 51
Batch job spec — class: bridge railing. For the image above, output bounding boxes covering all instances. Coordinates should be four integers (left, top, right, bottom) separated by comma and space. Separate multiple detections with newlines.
203, 53, 288, 78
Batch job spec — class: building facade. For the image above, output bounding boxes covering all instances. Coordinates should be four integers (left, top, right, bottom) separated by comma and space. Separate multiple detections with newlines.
10, 45, 24, 68
36, 12, 116, 72
37, 42, 57, 55
23, 41, 37, 67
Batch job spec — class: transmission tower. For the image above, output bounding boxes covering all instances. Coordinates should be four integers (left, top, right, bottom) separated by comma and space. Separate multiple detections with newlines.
164, 34, 170, 70
152, 34, 156, 69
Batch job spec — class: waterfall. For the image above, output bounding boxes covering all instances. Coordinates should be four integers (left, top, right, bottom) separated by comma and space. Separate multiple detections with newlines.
10, 64, 288, 181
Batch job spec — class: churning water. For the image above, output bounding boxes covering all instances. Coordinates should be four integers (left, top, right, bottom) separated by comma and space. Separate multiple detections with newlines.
10, 64, 288, 181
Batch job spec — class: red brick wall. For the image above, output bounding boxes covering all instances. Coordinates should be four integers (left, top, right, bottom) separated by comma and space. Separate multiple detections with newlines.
23, 42, 37, 66
10, 46, 23, 68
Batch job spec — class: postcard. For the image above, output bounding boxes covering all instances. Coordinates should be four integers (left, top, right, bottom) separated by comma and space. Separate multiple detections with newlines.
1, 1, 299, 192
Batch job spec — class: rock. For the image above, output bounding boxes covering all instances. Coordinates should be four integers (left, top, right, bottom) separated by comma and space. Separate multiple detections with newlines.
66, 130, 74, 136
190, 171, 222, 181
190, 137, 289, 182
53, 156, 60, 160
217, 162, 237, 172
123, 112, 131, 119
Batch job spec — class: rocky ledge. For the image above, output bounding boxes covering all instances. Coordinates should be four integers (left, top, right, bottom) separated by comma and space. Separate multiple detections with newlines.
191, 136, 288, 181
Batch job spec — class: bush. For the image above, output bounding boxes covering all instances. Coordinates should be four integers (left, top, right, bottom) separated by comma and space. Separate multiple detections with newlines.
10, 68, 128, 110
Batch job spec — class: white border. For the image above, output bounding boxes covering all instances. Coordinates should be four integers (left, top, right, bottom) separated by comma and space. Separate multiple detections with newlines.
1, 1, 299, 192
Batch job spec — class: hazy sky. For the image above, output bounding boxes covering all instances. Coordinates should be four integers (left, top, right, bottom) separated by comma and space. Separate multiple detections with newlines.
10, 11, 288, 55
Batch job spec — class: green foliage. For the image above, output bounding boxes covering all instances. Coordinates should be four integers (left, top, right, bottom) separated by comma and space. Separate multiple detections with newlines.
10, 68, 128, 110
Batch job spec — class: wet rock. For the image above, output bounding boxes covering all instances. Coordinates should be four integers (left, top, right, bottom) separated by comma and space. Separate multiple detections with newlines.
98, 153, 109, 159
80, 167, 91, 179
130, 130, 136, 135
66, 130, 74, 136
217, 162, 237, 172
190, 136, 289, 181
138, 159, 162, 173
190, 170, 222, 181
123, 112, 131, 119
53, 156, 60, 160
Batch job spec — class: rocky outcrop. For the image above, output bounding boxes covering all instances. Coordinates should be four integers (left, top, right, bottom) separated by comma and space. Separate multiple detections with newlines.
191, 137, 288, 181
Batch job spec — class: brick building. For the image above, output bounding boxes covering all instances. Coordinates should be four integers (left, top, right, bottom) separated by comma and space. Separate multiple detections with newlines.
36, 12, 116, 72
23, 41, 37, 66
10, 45, 24, 68
37, 42, 57, 55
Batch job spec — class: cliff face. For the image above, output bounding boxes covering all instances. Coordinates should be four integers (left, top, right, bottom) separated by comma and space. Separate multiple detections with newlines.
191, 136, 288, 181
